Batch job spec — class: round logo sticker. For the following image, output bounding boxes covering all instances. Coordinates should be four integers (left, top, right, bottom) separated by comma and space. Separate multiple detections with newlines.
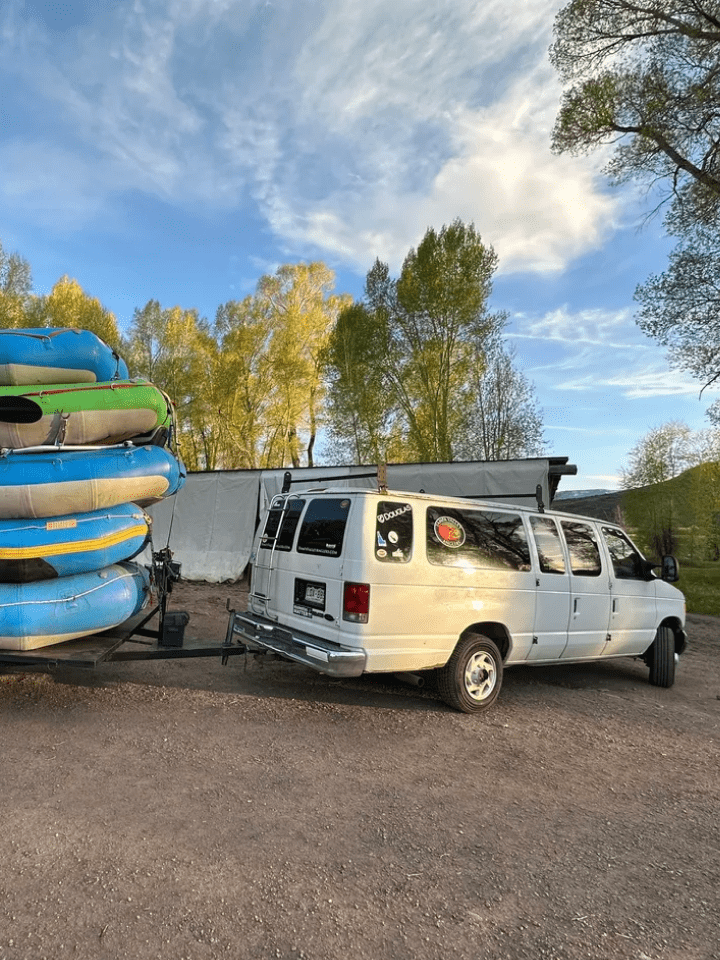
434, 516, 466, 548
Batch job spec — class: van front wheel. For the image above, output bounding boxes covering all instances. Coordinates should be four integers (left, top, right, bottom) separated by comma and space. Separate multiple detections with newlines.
438, 635, 503, 713
647, 625, 676, 688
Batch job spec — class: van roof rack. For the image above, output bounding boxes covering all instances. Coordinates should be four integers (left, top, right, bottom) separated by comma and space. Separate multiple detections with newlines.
281, 469, 546, 512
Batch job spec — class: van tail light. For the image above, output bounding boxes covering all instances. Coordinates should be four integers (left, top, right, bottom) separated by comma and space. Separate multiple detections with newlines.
343, 582, 369, 623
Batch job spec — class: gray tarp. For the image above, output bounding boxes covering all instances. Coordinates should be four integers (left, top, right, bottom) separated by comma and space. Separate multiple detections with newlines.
146, 459, 552, 583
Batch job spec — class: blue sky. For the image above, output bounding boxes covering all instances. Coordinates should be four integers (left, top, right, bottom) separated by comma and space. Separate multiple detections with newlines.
0, 0, 713, 490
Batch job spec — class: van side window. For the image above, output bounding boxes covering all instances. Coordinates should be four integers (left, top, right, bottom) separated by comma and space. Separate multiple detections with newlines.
530, 517, 566, 573
426, 507, 531, 571
296, 498, 351, 557
259, 498, 305, 551
375, 501, 412, 562
601, 527, 648, 580
561, 520, 602, 577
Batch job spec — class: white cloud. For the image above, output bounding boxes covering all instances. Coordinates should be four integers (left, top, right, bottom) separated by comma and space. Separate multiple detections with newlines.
561, 367, 702, 399
0, 0, 624, 275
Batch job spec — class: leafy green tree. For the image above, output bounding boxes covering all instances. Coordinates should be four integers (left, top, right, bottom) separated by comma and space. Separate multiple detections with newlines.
33, 276, 121, 349
0, 241, 33, 328
338, 221, 506, 463
323, 301, 402, 464
551, 1, 720, 224
210, 297, 274, 469
635, 223, 720, 420
254, 263, 351, 468
620, 420, 696, 489
123, 301, 215, 469
551, 2, 720, 406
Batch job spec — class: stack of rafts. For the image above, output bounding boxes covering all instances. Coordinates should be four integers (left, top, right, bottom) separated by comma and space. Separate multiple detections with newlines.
0, 328, 185, 651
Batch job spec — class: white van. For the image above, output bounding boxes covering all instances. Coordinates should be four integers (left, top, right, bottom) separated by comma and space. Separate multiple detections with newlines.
228, 486, 687, 713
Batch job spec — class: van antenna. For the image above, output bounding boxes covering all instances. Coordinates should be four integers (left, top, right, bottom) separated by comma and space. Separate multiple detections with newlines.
377, 462, 387, 493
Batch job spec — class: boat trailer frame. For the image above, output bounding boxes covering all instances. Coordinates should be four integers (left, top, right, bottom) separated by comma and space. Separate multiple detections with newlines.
0, 548, 247, 671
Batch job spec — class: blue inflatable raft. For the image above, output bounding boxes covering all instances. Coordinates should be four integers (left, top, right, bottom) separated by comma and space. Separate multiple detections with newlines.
0, 504, 151, 582
0, 444, 185, 519
0, 328, 129, 385
0, 561, 150, 650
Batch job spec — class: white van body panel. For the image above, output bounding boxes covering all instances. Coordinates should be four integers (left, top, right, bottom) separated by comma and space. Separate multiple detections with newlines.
233, 487, 686, 687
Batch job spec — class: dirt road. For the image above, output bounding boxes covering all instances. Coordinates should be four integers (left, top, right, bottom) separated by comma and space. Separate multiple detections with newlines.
1, 580, 718, 960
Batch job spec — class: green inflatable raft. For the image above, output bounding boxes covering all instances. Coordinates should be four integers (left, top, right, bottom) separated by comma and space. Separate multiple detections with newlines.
0, 379, 173, 448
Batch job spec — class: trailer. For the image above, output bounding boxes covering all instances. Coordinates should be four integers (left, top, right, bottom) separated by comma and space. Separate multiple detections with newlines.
0, 547, 246, 672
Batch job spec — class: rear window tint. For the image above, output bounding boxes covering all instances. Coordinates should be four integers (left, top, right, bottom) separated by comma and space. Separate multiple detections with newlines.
375, 501, 412, 562
296, 498, 351, 557
426, 507, 531, 571
561, 520, 602, 577
259, 498, 305, 552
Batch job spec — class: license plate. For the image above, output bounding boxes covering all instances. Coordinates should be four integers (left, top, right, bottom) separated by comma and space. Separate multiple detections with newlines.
305, 584, 325, 604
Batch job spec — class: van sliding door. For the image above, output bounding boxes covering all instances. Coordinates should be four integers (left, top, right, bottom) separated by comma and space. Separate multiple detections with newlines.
559, 520, 611, 660
528, 516, 571, 661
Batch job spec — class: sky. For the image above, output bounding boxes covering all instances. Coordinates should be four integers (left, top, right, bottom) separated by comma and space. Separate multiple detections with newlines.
0, 0, 713, 491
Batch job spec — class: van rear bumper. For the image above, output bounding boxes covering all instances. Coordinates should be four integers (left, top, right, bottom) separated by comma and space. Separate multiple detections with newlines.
227, 611, 367, 678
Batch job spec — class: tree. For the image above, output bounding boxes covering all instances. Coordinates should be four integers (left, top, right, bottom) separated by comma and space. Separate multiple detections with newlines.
254, 263, 350, 468
32, 276, 122, 349
454, 338, 545, 461
322, 301, 399, 464
123, 301, 216, 469
330, 221, 507, 463
551, 1, 720, 224
551, 1, 720, 405
620, 420, 697, 489
210, 296, 274, 469
635, 223, 720, 420
0, 241, 33, 328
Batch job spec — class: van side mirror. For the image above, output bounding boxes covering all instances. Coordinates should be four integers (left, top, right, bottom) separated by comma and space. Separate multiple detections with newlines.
661, 555, 680, 583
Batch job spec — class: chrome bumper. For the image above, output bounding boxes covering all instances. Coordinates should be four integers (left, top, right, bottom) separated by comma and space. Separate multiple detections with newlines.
227, 611, 367, 678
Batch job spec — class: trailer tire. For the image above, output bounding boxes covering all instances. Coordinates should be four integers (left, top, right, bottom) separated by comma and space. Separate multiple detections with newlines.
438, 634, 503, 713
647, 625, 676, 688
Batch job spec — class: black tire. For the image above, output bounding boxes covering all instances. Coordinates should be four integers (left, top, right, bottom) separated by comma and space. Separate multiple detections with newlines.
647, 625, 676, 688
438, 634, 503, 713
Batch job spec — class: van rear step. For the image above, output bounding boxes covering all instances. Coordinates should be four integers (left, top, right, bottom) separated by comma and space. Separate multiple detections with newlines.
227, 610, 366, 678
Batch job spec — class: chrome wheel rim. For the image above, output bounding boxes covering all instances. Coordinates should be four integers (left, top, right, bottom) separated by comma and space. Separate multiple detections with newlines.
463, 651, 497, 701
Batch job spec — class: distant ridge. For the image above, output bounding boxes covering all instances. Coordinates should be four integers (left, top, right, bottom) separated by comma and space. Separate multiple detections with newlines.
553, 490, 623, 522
554, 489, 613, 500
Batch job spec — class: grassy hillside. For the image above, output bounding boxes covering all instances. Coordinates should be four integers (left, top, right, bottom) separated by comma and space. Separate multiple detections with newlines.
621, 465, 720, 616
556, 468, 720, 615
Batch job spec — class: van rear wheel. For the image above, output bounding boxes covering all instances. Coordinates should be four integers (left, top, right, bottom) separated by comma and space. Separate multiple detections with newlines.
438, 634, 503, 713
647, 625, 676, 688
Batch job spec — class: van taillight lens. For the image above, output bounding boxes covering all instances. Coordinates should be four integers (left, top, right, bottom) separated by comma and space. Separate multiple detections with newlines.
343, 582, 369, 623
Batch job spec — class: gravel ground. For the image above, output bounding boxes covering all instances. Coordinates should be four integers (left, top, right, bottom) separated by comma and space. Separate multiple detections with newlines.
1, 580, 718, 960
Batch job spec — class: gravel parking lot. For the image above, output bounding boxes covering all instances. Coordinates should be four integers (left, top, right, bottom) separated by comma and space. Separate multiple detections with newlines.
1, 580, 718, 960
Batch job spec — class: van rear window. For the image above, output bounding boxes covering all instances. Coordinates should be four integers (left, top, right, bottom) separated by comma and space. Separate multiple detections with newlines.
260, 498, 305, 551
375, 501, 412, 562
426, 507, 531, 571
296, 498, 351, 557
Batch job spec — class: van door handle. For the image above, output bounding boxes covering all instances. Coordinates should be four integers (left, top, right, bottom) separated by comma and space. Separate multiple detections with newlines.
573, 598, 579, 614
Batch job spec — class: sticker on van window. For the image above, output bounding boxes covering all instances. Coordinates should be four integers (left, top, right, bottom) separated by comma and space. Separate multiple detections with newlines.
376, 501, 412, 562
434, 516, 466, 548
